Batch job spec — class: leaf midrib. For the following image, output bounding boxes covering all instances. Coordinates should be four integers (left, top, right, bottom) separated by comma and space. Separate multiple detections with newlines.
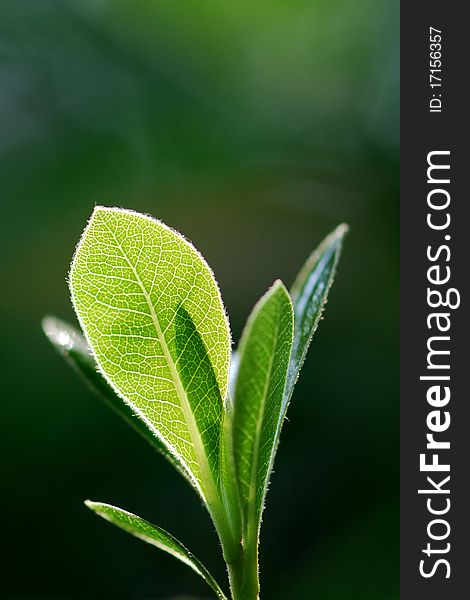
102, 220, 220, 509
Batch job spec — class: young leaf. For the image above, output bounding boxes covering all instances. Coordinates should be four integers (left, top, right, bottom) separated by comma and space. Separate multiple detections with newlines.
286, 223, 348, 408
218, 407, 242, 552
42, 316, 196, 488
69, 207, 231, 506
85, 501, 228, 600
232, 281, 294, 539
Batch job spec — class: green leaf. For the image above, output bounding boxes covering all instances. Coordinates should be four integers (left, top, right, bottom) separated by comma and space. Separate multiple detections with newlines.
69, 207, 231, 508
286, 223, 348, 408
232, 281, 293, 539
218, 407, 242, 551
85, 501, 228, 600
41, 316, 195, 488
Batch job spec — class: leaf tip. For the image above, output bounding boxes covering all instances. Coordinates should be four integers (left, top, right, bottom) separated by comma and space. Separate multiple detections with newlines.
270, 280, 293, 312
335, 222, 350, 238
92, 205, 122, 217
42, 315, 85, 355
41, 315, 59, 341
325, 222, 349, 254
270, 278, 289, 295
42, 315, 66, 350
84, 499, 103, 514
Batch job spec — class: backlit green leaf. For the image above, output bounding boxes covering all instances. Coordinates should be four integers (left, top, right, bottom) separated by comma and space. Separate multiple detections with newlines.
69, 207, 231, 506
232, 281, 293, 539
42, 316, 195, 487
85, 501, 228, 600
218, 407, 242, 551
286, 223, 348, 409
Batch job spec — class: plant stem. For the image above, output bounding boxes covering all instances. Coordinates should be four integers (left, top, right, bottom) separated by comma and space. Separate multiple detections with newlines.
218, 407, 260, 599
226, 534, 260, 600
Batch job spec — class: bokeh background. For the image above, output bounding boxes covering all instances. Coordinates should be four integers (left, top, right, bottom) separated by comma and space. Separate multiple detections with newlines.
1, 1, 398, 599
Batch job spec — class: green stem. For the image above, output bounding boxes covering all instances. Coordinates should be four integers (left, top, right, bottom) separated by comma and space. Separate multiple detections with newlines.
218, 411, 260, 599
226, 533, 260, 600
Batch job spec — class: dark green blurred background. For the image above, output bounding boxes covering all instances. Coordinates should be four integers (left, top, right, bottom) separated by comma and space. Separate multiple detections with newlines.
1, 1, 398, 598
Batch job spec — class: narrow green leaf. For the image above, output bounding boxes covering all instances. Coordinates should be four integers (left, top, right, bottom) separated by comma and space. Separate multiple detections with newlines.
218, 407, 242, 551
42, 316, 195, 488
286, 223, 348, 408
232, 281, 294, 538
69, 207, 231, 507
85, 501, 228, 600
